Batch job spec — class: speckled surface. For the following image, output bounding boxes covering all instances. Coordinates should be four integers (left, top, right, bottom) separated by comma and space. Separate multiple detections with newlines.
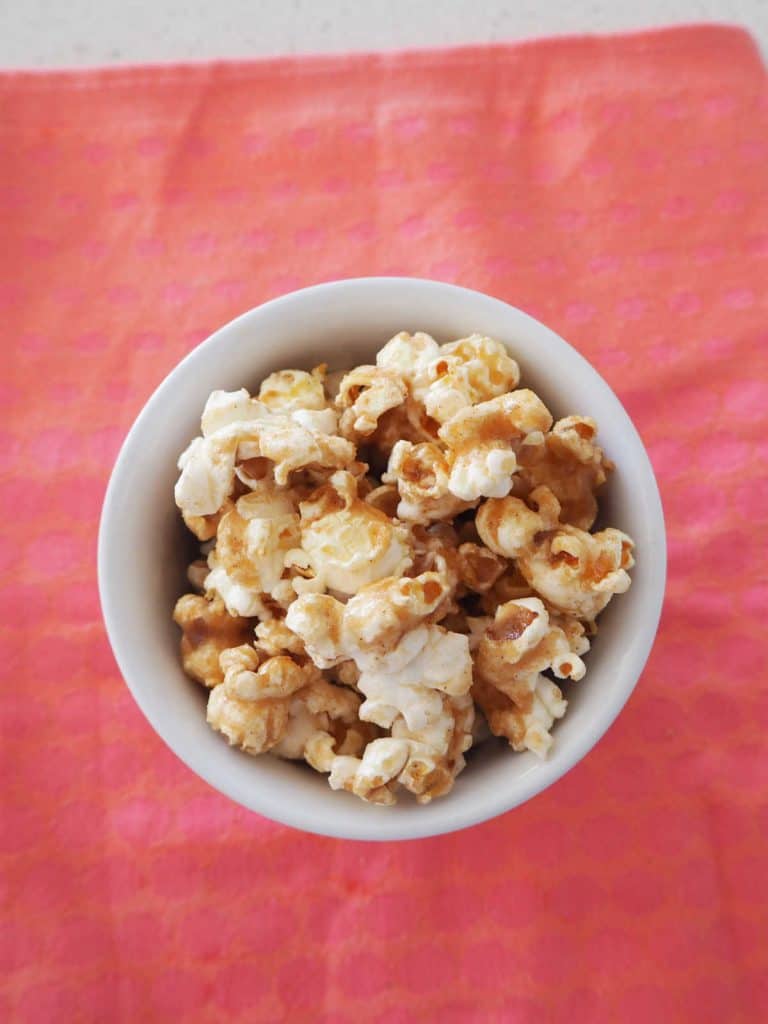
0, 0, 766, 67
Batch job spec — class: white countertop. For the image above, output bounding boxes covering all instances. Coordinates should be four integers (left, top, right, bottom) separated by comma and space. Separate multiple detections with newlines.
1, 0, 766, 68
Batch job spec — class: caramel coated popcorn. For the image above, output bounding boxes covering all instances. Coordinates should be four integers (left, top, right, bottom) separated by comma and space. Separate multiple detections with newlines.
173, 330, 636, 805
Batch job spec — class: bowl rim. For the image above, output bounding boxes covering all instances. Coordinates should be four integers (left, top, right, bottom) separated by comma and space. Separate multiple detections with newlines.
98, 276, 666, 841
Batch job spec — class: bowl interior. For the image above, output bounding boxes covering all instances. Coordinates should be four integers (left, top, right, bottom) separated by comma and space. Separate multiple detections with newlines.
99, 278, 665, 840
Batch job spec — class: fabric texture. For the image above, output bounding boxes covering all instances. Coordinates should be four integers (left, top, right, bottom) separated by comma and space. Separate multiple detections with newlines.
2, 23, 767, 1023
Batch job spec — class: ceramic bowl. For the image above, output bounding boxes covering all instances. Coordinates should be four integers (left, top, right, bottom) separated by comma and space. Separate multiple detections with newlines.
98, 278, 666, 841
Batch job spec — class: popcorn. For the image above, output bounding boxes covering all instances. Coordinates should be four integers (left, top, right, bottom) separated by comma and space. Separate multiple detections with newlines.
322, 690, 474, 806
236, 414, 356, 487
473, 597, 587, 756
285, 570, 451, 669
335, 365, 407, 439
286, 580, 474, 802
517, 416, 611, 529
173, 594, 253, 687
271, 676, 370, 760
384, 440, 472, 523
375, 330, 441, 382
438, 390, 554, 501
297, 471, 413, 594
214, 483, 300, 595
421, 334, 521, 424
207, 645, 311, 754
254, 618, 306, 658
368, 397, 442, 454
175, 388, 355, 517
476, 485, 561, 558
173, 328, 637, 803
257, 367, 327, 413
518, 525, 635, 621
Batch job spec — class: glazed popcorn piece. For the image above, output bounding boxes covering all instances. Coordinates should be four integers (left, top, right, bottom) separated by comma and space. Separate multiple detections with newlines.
211, 482, 299, 592
476, 485, 562, 558
473, 597, 587, 756
384, 440, 472, 524
421, 334, 521, 424
318, 690, 474, 805
438, 390, 554, 501
271, 676, 372, 761
257, 367, 328, 413
173, 332, 637, 802
375, 330, 441, 383
174, 388, 355, 516
518, 526, 635, 621
286, 578, 474, 802
335, 365, 408, 439
473, 673, 567, 759
296, 470, 413, 595
517, 415, 611, 530
285, 570, 452, 669
207, 645, 310, 755
173, 594, 253, 688
254, 618, 306, 658
207, 645, 367, 759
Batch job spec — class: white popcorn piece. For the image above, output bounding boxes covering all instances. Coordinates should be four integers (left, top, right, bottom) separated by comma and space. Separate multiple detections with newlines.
291, 407, 339, 435
175, 435, 238, 519
375, 331, 441, 383
201, 388, 271, 437
257, 368, 328, 413
297, 471, 413, 595
447, 446, 519, 502
175, 388, 356, 517
202, 481, 300, 616
216, 484, 300, 592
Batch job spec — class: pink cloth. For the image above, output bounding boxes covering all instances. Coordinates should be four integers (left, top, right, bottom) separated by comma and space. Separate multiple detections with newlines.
2, 23, 767, 1022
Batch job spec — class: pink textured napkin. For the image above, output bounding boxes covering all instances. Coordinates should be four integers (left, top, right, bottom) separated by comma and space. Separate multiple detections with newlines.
2, 23, 767, 1023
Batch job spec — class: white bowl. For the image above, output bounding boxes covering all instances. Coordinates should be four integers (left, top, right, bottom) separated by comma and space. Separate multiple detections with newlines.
98, 278, 666, 841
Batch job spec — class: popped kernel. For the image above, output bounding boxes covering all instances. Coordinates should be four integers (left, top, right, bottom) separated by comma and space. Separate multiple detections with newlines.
517, 415, 611, 529
297, 470, 413, 595
384, 440, 471, 523
421, 334, 521, 424
257, 367, 327, 413
473, 597, 587, 756
173, 594, 253, 687
438, 390, 554, 501
476, 484, 561, 558
518, 526, 635, 621
336, 365, 407, 439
